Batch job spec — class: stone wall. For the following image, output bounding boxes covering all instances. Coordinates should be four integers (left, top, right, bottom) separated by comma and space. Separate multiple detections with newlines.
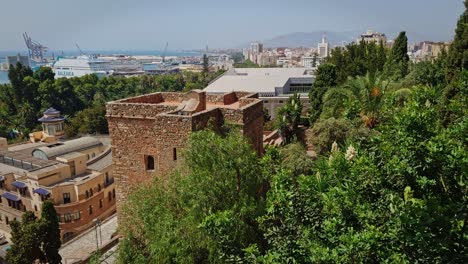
106, 91, 264, 224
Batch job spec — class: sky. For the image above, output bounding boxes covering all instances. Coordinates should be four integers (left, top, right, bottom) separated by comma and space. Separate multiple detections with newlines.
0, 0, 464, 51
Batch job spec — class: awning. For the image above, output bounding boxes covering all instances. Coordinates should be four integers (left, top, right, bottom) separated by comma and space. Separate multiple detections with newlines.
0, 176, 4, 181
11, 181, 27, 189
33, 188, 50, 196
2, 192, 20, 201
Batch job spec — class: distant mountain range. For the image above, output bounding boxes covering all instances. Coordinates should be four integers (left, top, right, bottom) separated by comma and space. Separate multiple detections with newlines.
238, 30, 450, 49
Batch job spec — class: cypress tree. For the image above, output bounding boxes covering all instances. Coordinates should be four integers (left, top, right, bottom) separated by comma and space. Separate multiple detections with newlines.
377, 41, 387, 72
384, 31, 409, 80
40, 201, 62, 264
309, 63, 337, 123
445, 0, 468, 84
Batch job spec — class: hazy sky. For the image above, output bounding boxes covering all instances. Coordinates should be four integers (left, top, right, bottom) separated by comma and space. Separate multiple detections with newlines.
0, 0, 464, 51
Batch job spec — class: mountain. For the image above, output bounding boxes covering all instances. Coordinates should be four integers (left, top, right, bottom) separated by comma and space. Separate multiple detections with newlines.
238, 30, 451, 49
261, 31, 360, 48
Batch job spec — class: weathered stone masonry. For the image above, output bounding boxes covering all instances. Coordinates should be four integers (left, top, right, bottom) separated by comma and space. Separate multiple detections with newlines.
106, 90, 263, 219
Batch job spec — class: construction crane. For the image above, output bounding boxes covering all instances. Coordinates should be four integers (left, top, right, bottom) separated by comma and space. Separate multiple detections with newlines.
162, 42, 168, 63
23, 32, 48, 62
75, 43, 86, 55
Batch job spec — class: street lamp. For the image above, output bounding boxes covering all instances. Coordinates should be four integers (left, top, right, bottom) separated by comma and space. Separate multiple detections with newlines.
93, 218, 102, 250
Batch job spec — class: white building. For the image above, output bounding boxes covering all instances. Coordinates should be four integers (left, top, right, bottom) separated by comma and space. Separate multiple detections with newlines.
318, 34, 330, 58
301, 54, 320, 69
204, 68, 314, 118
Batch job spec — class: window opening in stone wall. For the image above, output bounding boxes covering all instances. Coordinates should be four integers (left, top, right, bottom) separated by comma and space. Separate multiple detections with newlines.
63, 193, 71, 204
99, 199, 103, 208
89, 205, 93, 215
146, 155, 155, 171
173, 148, 177, 161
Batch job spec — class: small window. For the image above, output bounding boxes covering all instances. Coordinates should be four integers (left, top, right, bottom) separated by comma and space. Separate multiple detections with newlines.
90, 188, 93, 196
85, 190, 89, 198
108, 192, 112, 201
146, 155, 155, 171
264, 100, 269, 103
56, 215, 61, 223
63, 193, 71, 204
5, 216, 9, 225
91, 153, 96, 158
99, 199, 103, 208
64, 213, 72, 223
112, 189, 116, 199
173, 148, 177, 161
98, 184, 101, 192
88, 205, 93, 215
74, 211, 80, 220
0, 196, 2, 203
279, 100, 284, 103
34, 205, 37, 211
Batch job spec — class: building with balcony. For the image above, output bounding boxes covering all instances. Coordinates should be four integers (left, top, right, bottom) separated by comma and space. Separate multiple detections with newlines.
0, 127, 115, 242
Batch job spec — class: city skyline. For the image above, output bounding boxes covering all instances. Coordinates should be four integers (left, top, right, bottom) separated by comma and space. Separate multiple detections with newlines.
0, 0, 464, 51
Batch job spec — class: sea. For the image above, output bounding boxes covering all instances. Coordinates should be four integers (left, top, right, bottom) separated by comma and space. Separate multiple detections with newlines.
0, 49, 202, 84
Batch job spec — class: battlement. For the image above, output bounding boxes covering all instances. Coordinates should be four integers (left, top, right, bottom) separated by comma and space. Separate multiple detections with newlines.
106, 90, 264, 220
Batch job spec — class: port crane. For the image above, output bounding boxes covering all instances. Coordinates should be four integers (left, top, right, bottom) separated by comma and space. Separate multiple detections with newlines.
23, 32, 48, 62
162, 42, 168, 63
76, 43, 86, 55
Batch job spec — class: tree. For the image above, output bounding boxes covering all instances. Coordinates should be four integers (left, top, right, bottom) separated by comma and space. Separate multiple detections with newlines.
40, 201, 62, 264
279, 143, 314, 176
384, 31, 410, 80
202, 54, 209, 74
321, 73, 390, 128
119, 130, 266, 263
311, 52, 318, 68
446, 1, 468, 84
309, 63, 337, 123
308, 117, 353, 155
275, 93, 303, 144
6, 212, 43, 264
33, 67, 55, 83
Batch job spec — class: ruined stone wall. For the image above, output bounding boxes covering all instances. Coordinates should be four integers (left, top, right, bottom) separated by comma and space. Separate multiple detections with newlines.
241, 101, 264, 155
120, 93, 163, 104
106, 103, 176, 119
107, 91, 264, 223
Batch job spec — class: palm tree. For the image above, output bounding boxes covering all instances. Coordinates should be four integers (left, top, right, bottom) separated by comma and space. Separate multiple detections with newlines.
321, 73, 389, 128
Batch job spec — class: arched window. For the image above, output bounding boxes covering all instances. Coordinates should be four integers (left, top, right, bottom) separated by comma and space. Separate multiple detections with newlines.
98, 184, 101, 192
89, 188, 93, 196
85, 190, 89, 198
146, 155, 155, 171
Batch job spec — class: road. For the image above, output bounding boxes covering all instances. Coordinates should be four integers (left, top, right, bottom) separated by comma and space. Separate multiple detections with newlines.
60, 214, 118, 264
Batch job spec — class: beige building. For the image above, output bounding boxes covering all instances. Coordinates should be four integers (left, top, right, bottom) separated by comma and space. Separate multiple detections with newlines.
358, 30, 387, 44
0, 109, 115, 242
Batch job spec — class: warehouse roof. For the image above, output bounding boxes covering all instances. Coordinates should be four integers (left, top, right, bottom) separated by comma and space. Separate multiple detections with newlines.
204, 67, 312, 95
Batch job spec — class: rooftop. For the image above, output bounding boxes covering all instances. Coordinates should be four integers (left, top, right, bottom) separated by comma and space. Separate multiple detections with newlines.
0, 149, 59, 172
32, 137, 103, 160
203, 67, 313, 95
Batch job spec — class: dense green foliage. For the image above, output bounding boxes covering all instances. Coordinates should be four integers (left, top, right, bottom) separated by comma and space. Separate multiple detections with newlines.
119, 4, 468, 263
308, 63, 337, 123
6, 201, 62, 264
118, 130, 268, 263
326, 41, 387, 84
234, 59, 260, 68
0, 66, 223, 139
